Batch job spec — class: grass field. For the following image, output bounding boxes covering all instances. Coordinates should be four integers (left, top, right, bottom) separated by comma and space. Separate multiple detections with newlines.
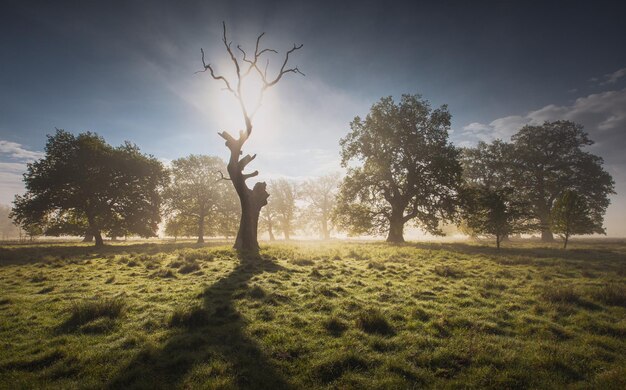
0, 239, 625, 389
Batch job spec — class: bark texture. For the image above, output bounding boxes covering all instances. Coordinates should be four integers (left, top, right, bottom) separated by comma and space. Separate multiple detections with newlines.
220, 131, 269, 252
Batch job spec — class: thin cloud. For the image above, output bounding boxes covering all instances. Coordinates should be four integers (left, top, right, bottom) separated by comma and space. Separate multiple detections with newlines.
0, 140, 44, 161
600, 67, 626, 85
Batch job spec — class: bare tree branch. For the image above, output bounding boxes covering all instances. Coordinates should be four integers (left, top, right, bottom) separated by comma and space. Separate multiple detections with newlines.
216, 171, 231, 181
197, 48, 237, 96
199, 22, 303, 137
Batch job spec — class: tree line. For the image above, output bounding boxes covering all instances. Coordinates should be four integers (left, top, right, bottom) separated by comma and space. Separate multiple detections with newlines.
9, 94, 614, 249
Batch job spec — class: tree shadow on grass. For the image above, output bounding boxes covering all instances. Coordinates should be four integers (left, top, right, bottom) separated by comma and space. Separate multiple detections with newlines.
407, 241, 626, 265
407, 242, 626, 272
108, 251, 293, 389
0, 241, 229, 267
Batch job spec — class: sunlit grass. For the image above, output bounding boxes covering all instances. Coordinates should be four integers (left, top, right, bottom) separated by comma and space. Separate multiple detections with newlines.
0, 239, 624, 388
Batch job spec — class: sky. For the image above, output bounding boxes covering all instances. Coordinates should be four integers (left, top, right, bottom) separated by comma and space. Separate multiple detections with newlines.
1, 0, 626, 236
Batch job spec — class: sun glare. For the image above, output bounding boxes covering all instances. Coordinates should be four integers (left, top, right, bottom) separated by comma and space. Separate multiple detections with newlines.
211, 70, 278, 140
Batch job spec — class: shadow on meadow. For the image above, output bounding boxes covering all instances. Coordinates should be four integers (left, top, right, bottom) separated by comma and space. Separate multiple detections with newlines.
407, 241, 626, 266
0, 241, 229, 267
108, 251, 293, 389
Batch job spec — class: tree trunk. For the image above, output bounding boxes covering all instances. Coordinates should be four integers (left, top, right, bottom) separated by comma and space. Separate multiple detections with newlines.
563, 233, 569, 249
321, 218, 330, 240
220, 130, 269, 252
82, 233, 93, 242
94, 230, 104, 247
496, 234, 501, 250
86, 215, 103, 247
233, 182, 267, 251
197, 213, 205, 244
268, 223, 275, 241
386, 209, 405, 243
284, 225, 290, 240
539, 211, 554, 242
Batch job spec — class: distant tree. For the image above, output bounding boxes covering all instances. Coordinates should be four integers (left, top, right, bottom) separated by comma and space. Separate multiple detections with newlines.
0, 205, 20, 240
551, 190, 603, 249
301, 173, 340, 239
214, 187, 240, 239
11, 130, 166, 246
459, 187, 536, 249
259, 202, 278, 241
163, 155, 233, 244
164, 215, 184, 242
268, 179, 299, 240
510, 121, 614, 242
460, 140, 518, 241
334, 94, 462, 242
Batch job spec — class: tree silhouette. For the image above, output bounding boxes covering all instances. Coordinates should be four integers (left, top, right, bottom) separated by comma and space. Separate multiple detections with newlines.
198, 22, 303, 251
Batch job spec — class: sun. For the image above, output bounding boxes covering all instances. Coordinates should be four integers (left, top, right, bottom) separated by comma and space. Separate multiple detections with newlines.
210, 69, 278, 137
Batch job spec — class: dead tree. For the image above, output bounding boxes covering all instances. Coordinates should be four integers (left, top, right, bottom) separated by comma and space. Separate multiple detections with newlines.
198, 22, 303, 251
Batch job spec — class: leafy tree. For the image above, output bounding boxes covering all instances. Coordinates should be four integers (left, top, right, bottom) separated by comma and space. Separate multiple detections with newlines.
459, 187, 536, 249
11, 130, 166, 246
301, 173, 340, 239
334, 94, 462, 242
163, 155, 235, 243
164, 215, 185, 242
460, 140, 518, 240
551, 190, 603, 249
510, 121, 614, 241
268, 179, 299, 240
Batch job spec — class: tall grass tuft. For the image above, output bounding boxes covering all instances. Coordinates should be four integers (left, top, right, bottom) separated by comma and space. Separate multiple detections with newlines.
593, 283, 626, 307
540, 284, 580, 304
63, 297, 125, 330
355, 309, 394, 335
169, 305, 210, 328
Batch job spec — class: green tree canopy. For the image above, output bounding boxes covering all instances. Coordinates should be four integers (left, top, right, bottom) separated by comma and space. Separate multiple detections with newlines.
551, 189, 603, 249
11, 129, 166, 246
510, 120, 615, 241
459, 187, 537, 249
460, 139, 514, 190
334, 94, 462, 242
163, 155, 237, 243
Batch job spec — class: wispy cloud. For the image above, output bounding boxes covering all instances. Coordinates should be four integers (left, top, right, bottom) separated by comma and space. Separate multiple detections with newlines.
600, 67, 626, 85
0, 140, 43, 161
0, 162, 27, 206
459, 88, 626, 147
0, 140, 42, 206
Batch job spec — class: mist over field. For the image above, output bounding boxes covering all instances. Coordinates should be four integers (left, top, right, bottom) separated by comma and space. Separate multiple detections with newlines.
1, 1, 625, 389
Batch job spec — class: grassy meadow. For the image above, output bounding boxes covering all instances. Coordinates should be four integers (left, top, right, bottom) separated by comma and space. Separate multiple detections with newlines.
0, 239, 625, 389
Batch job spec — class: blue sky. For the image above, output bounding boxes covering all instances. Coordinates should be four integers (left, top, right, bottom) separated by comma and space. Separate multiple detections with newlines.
2, 0, 626, 236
